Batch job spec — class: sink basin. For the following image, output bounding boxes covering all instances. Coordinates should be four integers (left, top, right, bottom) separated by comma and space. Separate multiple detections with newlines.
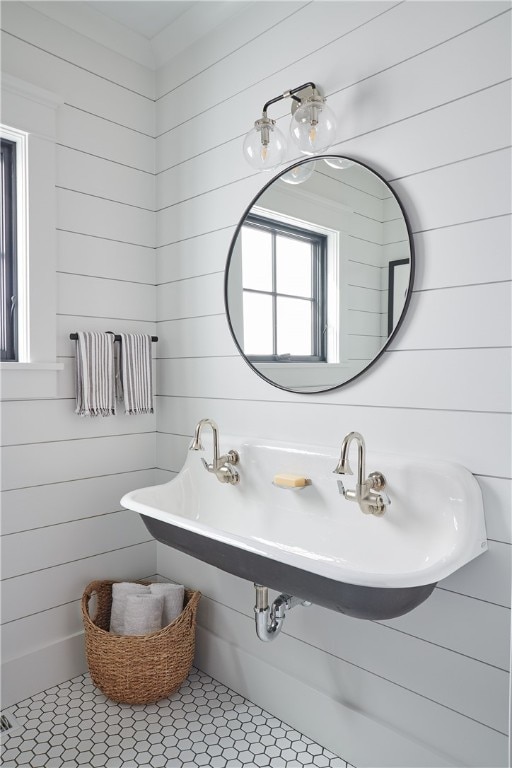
121, 436, 487, 620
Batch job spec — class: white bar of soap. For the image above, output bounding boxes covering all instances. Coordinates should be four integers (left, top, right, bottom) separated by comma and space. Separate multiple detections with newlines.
273, 473, 308, 488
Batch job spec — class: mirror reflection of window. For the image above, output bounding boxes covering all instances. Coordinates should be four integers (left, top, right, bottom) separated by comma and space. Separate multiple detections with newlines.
241, 215, 327, 362
225, 157, 413, 393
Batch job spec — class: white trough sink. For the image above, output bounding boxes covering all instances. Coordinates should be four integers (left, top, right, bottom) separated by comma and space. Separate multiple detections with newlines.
121, 435, 487, 620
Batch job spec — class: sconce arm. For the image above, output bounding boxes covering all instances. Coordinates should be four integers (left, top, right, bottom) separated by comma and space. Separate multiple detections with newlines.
262, 82, 318, 117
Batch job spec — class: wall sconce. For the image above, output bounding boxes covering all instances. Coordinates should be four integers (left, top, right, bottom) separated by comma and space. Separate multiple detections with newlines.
243, 82, 337, 171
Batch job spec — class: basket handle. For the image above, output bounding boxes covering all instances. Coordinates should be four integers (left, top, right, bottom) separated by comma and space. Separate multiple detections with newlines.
83, 580, 112, 597
186, 591, 201, 629
81, 579, 115, 621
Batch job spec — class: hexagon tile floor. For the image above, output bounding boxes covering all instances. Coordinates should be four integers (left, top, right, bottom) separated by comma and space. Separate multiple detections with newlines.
0, 666, 353, 768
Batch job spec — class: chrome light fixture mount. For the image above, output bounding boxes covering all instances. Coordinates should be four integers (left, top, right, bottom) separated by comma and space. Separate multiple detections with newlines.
243, 82, 337, 172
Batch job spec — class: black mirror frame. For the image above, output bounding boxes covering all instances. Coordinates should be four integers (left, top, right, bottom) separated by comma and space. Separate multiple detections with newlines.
224, 154, 415, 394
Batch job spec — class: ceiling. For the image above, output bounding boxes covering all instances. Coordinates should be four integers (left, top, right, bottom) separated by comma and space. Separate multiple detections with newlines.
86, 0, 249, 42
87, 1, 199, 40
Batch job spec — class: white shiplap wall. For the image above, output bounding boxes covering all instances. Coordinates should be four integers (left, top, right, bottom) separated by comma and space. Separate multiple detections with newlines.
154, 3, 511, 768
0, 2, 510, 765
0, 2, 157, 707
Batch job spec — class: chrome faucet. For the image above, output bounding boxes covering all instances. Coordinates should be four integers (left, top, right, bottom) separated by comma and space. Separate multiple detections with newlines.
189, 418, 240, 485
333, 431, 390, 516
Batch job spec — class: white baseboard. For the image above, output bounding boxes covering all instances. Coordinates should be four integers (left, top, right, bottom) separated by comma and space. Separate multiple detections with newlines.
1, 632, 88, 708
194, 624, 452, 768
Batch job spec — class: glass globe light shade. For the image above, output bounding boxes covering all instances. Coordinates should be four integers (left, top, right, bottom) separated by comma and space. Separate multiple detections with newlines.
243, 117, 287, 170
281, 160, 316, 185
324, 157, 354, 170
290, 96, 337, 156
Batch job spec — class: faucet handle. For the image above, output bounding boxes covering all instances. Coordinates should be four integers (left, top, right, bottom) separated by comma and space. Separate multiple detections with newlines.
368, 471, 386, 491
201, 458, 213, 473
365, 491, 391, 516
223, 450, 240, 466
336, 479, 347, 497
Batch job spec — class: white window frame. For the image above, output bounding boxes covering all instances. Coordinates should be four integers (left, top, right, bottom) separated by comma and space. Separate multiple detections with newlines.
0, 74, 64, 396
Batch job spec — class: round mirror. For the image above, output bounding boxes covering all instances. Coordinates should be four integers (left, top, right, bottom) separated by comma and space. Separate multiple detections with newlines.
225, 155, 414, 393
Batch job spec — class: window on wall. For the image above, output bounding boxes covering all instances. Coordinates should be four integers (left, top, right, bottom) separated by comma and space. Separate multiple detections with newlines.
241, 214, 327, 362
0, 137, 17, 361
1, 75, 63, 398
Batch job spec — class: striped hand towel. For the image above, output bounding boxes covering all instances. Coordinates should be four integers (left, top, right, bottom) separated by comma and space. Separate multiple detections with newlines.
74, 331, 116, 417
118, 333, 154, 415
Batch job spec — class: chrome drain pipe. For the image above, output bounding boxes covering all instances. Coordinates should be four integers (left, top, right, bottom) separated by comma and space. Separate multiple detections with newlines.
254, 584, 311, 642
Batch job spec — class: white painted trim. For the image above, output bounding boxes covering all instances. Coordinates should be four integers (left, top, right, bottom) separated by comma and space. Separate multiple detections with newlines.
253, 202, 343, 241
22, 1, 253, 72
339, 230, 352, 363
0, 632, 87, 709
0, 367, 64, 400
24, 1, 155, 71
255, 362, 350, 371
1, 73, 64, 110
152, 1, 252, 69
326, 229, 341, 364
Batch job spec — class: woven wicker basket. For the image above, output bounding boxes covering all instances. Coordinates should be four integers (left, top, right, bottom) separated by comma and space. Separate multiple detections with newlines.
81, 579, 201, 704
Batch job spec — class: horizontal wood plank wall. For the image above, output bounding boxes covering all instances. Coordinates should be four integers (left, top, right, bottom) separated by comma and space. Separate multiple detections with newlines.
0, 2, 157, 707
154, 3, 511, 767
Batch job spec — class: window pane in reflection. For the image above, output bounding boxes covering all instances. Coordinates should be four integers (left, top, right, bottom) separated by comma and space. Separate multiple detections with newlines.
276, 297, 312, 356
276, 235, 312, 297
241, 226, 272, 291
243, 292, 273, 355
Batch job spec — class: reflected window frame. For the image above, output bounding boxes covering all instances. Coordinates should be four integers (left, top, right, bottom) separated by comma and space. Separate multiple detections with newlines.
241, 213, 327, 363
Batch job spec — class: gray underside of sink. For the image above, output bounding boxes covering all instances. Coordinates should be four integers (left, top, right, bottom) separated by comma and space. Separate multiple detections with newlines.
141, 515, 436, 620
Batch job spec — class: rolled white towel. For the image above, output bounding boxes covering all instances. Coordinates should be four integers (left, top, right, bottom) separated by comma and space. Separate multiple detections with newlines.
123, 594, 164, 636
109, 582, 150, 634
150, 583, 185, 626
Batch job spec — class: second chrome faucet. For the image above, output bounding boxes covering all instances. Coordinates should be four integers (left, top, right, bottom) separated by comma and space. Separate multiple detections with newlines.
189, 418, 240, 485
333, 431, 390, 516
